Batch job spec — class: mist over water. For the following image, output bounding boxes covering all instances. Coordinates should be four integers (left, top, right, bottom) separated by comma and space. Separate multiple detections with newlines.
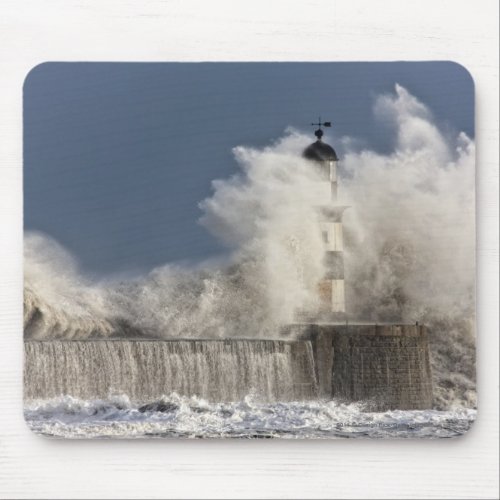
343, 85, 474, 324
25, 134, 328, 340
24, 85, 475, 409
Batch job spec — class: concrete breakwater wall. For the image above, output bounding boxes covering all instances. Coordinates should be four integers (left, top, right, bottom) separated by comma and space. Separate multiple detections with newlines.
296, 324, 434, 410
24, 324, 433, 409
24, 339, 317, 402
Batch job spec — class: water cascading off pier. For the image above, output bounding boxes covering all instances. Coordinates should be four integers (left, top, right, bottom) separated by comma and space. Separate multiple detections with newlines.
24, 339, 318, 402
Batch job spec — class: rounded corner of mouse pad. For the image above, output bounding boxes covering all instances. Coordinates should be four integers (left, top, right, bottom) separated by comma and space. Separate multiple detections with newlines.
23, 61, 476, 439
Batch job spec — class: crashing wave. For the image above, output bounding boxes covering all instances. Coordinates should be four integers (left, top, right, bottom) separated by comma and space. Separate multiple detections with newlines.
23, 85, 476, 410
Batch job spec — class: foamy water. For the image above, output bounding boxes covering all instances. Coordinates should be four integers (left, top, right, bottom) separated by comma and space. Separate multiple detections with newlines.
24, 394, 475, 439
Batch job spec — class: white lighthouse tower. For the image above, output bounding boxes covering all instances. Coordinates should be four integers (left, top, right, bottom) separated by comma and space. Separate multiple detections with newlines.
303, 120, 347, 320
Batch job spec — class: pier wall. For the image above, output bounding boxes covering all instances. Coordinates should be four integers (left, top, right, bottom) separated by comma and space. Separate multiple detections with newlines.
304, 324, 433, 410
24, 324, 433, 409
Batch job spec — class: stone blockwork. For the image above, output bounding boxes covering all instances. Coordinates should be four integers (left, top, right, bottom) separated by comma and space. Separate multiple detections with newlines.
24, 324, 433, 410
296, 324, 433, 410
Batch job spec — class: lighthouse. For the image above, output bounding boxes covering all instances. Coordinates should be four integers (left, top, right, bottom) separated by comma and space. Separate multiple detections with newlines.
303, 120, 347, 321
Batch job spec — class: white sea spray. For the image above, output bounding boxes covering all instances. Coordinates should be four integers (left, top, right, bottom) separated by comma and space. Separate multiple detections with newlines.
24, 85, 475, 410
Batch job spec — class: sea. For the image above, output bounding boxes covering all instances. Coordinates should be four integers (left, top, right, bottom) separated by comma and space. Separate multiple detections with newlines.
24, 393, 475, 439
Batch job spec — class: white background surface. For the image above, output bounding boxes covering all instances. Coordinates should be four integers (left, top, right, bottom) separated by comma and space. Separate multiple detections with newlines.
0, 1, 498, 498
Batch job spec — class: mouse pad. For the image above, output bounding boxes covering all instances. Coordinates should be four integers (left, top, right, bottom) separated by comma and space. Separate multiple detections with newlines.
23, 62, 476, 438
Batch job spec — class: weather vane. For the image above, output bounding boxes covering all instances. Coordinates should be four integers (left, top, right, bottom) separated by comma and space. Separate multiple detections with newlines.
310, 117, 332, 129
311, 117, 331, 139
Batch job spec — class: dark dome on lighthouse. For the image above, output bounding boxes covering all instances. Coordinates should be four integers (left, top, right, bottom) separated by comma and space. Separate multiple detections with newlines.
303, 123, 338, 162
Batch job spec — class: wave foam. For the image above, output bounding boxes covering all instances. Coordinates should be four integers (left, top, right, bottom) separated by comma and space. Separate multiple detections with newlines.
24, 394, 476, 439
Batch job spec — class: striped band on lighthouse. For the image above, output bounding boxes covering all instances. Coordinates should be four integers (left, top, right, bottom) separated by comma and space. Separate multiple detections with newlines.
302, 121, 347, 320
318, 157, 346, 316
318, 210, 346, 315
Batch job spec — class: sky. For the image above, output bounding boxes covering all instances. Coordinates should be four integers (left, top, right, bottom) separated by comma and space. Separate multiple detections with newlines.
24, 62, 474, 277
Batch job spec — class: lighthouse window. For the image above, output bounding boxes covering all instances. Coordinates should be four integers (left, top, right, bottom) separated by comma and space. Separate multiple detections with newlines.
322, 231, 329, 243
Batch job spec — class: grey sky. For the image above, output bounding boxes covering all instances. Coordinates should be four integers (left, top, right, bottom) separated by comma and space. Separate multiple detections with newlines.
24, 62, 473, 276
